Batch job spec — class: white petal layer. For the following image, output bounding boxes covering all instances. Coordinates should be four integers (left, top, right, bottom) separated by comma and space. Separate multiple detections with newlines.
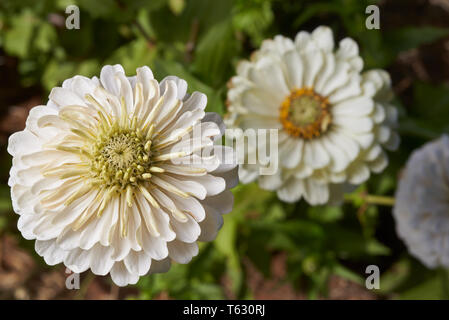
226, 25, 398, 205
8, 64, 238, 287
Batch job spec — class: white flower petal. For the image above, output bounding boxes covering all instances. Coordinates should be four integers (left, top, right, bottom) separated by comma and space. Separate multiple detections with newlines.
149, 258, 171, 274
279, 138, 303, 169
347, 163, 370, 184
197, 204, 223, 242
9, 64, 237, 287
35, 240, 67, 266
90, 245, 114, 276
110, 261, 139, 287
311, 26, 334, 52
201, 191, 234, 215
227, 25, 398, 205
167, 240, 199, 264
124, 250, 152, 276
248, 58, 290, 102
303, 179, 329, 205
64, 247, 92, 273
303, 140, 330, 169
277, 177, 304, 203
302, 49, 324, 87
50, 87, 86, 107
332, 96, 374, 117
283, 49, 304, 89
161, 76, 188, 100
100, 64, 125, 96
170, 214, 201, 243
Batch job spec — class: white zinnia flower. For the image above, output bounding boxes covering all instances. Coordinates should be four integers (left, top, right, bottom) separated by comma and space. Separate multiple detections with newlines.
226, 26, 399, 204
393, 135, 449, 268
8, 64, 238, 286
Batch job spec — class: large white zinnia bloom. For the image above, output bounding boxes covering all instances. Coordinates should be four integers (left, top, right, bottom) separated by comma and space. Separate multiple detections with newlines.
8, 64, 238, 286
394, 135, 449, 268
226, 26, 399, 204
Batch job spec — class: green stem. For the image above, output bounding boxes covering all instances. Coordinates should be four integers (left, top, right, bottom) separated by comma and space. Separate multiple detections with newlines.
345, 194, 395, 206
364, 195, 395, 206
133, 20, 155, 48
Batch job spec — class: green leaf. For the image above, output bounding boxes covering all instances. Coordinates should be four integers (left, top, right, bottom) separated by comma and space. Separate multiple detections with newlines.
34, 22, 57, 53
106, 38, 156, 74
374, 175, 396, 195
0, 185, 12, 212
192, 19, 238, 87
410, 82, 449, 133
0, 216, 7, 232
215, 212, 243, 295
398, 118, 440, 140
293, 2, 342, 28
358, 29, 396, 69
327, 225, 390, 258
232, 0, 273, 46
42, 59, 76, 91
125, 0, 168, 12
190, 282, 225, 299
0, 198, 12, 211
274, 220, 325, 244
332, 263, 365, 285
150, 0, 232, 44
3, 9, 36, 58
378, 258, 411, 294
76, 59, 101, 78
77, 0, 120, 19
168, 0, 185, 15
308, 205, 344, 223
385, 26, 449, 53
398, 273, 447, 300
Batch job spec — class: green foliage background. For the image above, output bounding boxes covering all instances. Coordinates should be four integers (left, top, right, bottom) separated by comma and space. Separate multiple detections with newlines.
1, 0, 449, 299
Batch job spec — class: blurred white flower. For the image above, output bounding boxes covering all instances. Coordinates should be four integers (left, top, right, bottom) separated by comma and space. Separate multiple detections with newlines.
8, 64, 238, 286
226, 26, 399, 204
393, 135, 449, 268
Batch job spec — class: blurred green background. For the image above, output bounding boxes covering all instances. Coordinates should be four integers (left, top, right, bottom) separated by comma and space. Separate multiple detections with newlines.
1, 0, 449, 300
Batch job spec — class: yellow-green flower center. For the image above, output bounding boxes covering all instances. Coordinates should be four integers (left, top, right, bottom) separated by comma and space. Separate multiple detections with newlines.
90, 127, 153, 189
279, 87, 331, 139
289, 95, 322, 126
41, 91, 188, 237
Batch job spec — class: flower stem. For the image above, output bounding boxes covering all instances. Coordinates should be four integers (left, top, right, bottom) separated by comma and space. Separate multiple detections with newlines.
364, 195, 395, 206
345, 193, 395, 206
133, 20, 155, 48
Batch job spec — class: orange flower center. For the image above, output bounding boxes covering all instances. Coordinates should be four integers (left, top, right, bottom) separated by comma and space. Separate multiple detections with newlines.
279, 87, 331, 139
